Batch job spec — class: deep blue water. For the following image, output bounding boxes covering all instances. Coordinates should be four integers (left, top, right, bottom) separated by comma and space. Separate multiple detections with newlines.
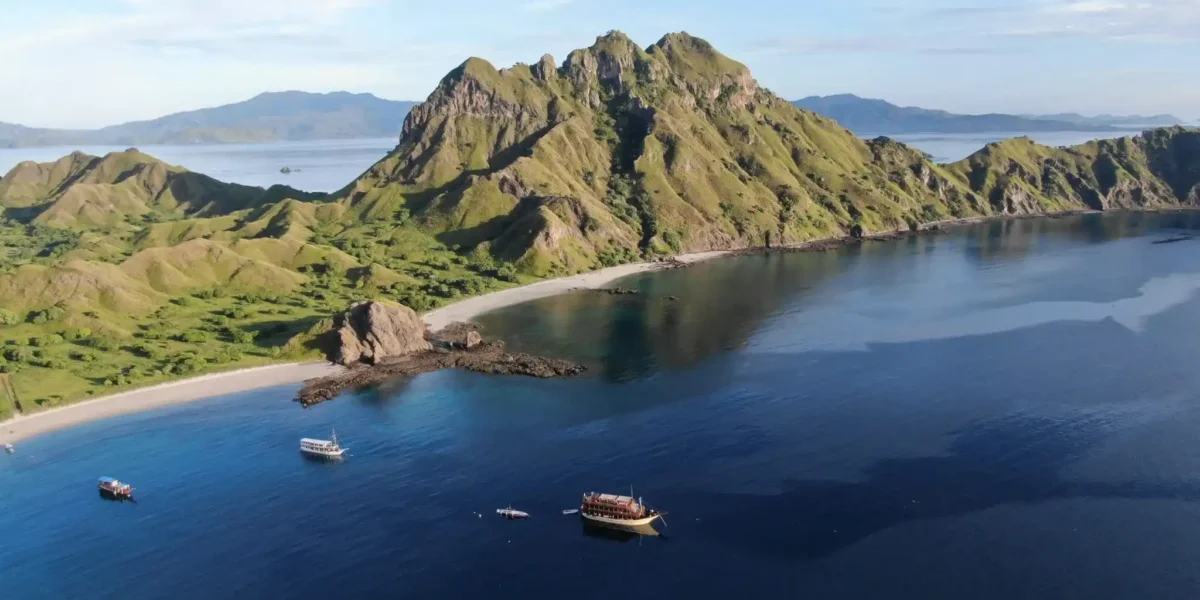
6, 213, 1200, 598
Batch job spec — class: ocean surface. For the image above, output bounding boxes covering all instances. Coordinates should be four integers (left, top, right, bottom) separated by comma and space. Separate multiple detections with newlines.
0, 138, 397, 193
0, 131, 1134, 193
884, 131, 1132, 163
6, 212, 1200, 598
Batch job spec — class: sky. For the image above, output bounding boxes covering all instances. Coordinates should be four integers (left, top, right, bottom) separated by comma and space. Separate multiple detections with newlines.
1, 0, 1198, 128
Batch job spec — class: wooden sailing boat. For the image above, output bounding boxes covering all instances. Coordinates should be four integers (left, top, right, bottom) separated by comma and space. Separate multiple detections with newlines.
579, 485, 663, 526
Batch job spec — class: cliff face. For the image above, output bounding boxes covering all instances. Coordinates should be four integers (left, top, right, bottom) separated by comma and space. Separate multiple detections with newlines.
341, 31, 1200, 276
943, 128, 1200, 215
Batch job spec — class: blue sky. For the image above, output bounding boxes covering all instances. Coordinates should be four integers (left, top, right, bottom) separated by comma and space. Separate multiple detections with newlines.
2, 0, 1197, 128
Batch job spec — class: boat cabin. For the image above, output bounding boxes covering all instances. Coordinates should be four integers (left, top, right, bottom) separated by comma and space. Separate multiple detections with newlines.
98, 477, 133, 498
300, 438, 339, 453
581, 492, 648, 519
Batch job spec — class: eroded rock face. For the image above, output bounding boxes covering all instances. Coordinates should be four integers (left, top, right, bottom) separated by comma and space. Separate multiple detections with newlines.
333, 301, 431, 366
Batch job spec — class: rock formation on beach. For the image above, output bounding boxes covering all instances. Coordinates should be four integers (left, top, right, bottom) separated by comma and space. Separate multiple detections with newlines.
330, 301, 432, 366
297, 317, 585, 407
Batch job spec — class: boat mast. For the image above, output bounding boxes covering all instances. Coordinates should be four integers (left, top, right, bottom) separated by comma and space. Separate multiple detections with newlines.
331, 428, 339, 447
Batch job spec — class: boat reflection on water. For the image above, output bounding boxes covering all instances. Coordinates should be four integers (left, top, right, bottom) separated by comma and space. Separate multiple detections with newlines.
580, 520, 663, 543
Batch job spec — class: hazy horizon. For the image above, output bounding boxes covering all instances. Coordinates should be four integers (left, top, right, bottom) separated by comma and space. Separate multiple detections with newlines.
3, 0, 1199, 129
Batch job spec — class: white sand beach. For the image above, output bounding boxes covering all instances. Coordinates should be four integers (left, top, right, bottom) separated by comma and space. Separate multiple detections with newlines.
1, 250, 732, 445
421, 250, 729, 330
1, 362, 343, 444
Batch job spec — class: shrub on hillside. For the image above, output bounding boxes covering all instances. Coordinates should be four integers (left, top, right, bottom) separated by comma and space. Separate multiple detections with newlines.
27, 306, 66, 324
0, 308, 21, 325
31, 334, 64, 347
4, 347, 34, 363
173, 331, 210, 344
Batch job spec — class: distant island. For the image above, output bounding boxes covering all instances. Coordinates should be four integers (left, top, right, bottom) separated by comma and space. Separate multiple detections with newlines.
0, 30, 1197, 427
793, 94, 1185, 135
0, 91, 418, 147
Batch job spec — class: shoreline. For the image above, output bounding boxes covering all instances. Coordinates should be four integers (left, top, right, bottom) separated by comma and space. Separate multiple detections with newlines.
3, 207, 1192, 445
421, 250, 731, 330
1, 362, 344, 445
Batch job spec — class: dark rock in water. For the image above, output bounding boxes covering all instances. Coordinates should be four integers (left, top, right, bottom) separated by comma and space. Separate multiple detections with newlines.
279, 166, 292, 174
1152, 235, 1193, 245
296, 340, 585, 407
592, 287, 640, 296
328, 301, 432, 366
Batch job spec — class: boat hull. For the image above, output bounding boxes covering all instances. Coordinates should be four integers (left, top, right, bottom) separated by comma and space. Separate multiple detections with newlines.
98, 488, 133, 501
300, 449, 346, 459
580, 512, 661, 527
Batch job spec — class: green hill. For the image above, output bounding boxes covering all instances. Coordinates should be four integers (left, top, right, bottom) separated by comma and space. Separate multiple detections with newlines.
0, 31, 1198, 418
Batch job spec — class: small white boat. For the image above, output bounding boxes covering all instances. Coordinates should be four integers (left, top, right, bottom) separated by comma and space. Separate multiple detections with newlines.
561, 509, 579, 515
4, 443, 13, 454
300, 429, 346, 459
496, 506, 530, 519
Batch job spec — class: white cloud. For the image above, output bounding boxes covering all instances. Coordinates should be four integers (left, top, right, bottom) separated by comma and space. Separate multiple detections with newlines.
0, 0, 399, 128
522, 0, 575, 12
1003, 0, 1200, 40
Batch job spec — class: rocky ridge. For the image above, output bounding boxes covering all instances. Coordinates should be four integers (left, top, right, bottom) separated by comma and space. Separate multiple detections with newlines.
339, 31, 1200, 277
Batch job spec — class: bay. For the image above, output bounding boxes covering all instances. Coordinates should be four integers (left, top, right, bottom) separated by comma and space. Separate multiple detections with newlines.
883, 130, 1133, 163
0, 138, 397, 193
5, 213, 1200, 598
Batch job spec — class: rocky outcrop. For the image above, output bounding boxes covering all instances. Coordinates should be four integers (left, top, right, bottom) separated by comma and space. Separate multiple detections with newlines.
298, 339, 585, 407
331, 301, 432, 366
432, 321, 484, 349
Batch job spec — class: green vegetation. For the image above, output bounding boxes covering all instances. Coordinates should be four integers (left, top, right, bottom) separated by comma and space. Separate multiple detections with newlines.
1, 31, 1198, 416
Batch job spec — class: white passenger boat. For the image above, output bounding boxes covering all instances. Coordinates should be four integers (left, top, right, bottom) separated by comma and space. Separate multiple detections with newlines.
299, 429, 347, 459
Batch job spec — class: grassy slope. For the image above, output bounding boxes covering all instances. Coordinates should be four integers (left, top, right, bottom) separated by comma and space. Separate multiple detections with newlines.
1, 32, 1198, 418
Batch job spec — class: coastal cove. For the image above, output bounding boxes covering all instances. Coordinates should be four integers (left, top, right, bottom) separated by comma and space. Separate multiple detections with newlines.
3, 32, 1197, 420
1, 209, 1179, 444
7, 212, 1200, 598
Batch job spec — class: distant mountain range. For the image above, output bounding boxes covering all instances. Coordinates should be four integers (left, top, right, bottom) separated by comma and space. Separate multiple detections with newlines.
1019, 112, 1184, 128
0, 92, 418, 147
793, 94, 1186, 135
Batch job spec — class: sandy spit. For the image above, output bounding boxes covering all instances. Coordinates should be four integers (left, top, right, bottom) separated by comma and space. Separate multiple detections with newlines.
1, 362, 344, 445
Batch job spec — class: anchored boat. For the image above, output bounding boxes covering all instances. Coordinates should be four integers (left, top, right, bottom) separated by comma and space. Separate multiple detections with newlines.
98, 477, 134, 500
300, 429, 346, 459
497, 506, 530, 519
579, 490, 662, 526
4, 443, 13, 454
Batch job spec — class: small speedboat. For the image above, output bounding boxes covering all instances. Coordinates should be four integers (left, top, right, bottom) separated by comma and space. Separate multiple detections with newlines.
562, 509, 579, 515
4, 443, 13, 454
496, 506, 530, 520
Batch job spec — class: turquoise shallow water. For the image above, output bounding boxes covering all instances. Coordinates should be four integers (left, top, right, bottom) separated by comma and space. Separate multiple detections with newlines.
6, 213, 1200, 598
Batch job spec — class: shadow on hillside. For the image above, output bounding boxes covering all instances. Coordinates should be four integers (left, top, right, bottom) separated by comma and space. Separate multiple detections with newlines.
247, 317, 324, 349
